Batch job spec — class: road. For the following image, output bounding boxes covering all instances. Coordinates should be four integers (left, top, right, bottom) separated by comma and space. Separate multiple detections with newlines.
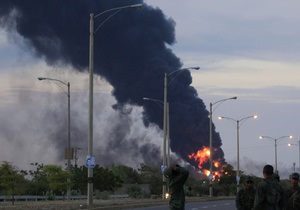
124, 199, 235, 210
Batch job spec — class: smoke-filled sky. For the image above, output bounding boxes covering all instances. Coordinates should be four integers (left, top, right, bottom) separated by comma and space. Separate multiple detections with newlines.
0, 0, 300, 179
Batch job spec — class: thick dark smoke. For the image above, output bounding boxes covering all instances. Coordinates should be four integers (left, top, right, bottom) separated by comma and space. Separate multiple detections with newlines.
0, 0, 225, 171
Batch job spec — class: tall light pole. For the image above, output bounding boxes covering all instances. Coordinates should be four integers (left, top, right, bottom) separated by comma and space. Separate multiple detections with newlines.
288, 140, 300, 171
143, 97, 171, 198
208, 97, 237, 197
167, 103, 170, 168
38, 77, 71, 200
88, 4, 143, 205
143, 97, 170, 165
218, 115, 257, 193
163, 67, 199, 199
259, 135, 293, 174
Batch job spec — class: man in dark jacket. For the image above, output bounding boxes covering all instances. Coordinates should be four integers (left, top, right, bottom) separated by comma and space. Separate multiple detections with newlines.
163, 164, 189, 210
286, 172, 300, 209
236, 176, 256, 210
253, 164, 285, 210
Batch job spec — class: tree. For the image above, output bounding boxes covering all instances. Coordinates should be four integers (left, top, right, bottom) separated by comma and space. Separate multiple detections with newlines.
93, 165, 123, 192
71, 165, 87, 194
111, 165, 141, 184
27, 163, 49, 195
42, 165, 71, 196
138, 163, 162, 195
219, 164, 237, 185
28, 163, 71, 197
0, 161, 26, 205
71, 165, 123, 195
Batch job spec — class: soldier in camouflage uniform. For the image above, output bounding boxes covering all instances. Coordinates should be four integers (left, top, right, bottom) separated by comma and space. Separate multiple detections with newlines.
253, 164, 285, 210
285, 172, 300, 210
236, 176, 256, 210
163, 164, 189, 210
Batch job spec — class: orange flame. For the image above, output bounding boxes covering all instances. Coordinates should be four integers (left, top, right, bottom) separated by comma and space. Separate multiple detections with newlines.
188, 146, 226, 180
202, 169, 210, 177
188, 146, 210, 169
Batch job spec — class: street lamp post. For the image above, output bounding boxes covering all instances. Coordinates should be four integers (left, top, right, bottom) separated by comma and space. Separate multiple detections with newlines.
163, 67, 199, 199
208, 97, 237, 197
143, 97, 171, 198
143, 97, 170, 166
218, 115, 257, 193
38, 77, 71, 200
88, 4, 142, 205
259, 135, 293, 174
167, 102, 170, 168
143, 98, 171, 167
288, 140, 300, 170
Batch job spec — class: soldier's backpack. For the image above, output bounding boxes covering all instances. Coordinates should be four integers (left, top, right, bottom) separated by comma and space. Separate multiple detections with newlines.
264, 179, 281, 205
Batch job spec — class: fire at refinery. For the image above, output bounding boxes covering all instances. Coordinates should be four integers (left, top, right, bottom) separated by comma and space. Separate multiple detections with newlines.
0, 0, 227, 169
188, 146, 226, 180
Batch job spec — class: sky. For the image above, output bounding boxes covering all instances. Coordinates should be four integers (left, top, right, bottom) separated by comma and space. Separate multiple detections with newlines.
1, 0, 300, 179
142, 0, 300, 179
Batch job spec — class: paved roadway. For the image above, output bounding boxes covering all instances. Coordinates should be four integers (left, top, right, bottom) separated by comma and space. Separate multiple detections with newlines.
124, 199, 235, 210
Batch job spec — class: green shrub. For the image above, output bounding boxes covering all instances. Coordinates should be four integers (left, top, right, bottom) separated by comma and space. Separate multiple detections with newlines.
126, 185, 142, 198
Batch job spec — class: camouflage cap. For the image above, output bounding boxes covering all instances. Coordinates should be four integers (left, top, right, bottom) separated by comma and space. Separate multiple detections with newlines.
290, 172, 300, 179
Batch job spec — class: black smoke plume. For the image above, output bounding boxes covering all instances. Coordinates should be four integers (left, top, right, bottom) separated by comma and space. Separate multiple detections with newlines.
0, 0, 225, 171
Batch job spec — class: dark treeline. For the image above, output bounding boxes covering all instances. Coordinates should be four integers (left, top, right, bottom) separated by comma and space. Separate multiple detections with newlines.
1, 161, 291, 205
